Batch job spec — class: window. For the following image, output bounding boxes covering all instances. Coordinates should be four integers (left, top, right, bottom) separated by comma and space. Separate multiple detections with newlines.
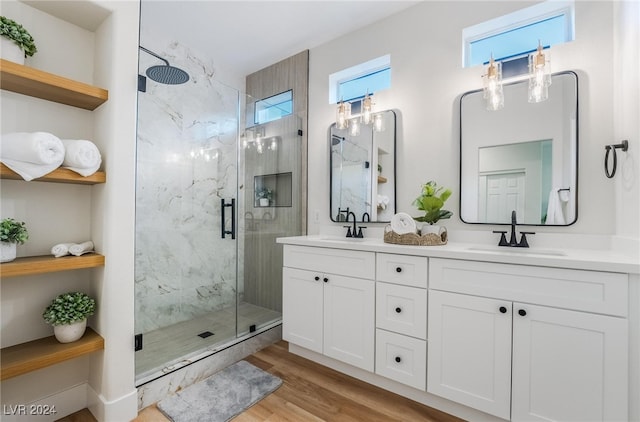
463, 1, 574, 67
254, 90, 292, 124
329, 55, 391, 104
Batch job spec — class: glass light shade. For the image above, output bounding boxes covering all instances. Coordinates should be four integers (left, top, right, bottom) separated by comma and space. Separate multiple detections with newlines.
528, 44, 551, 103
483, 57, 504, 111
336, 100, 351, 130
361, 93, 373, 124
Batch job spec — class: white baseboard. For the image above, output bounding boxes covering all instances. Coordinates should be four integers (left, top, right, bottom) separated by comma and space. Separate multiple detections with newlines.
87, 385, 137, 422
0, 383, 87, 422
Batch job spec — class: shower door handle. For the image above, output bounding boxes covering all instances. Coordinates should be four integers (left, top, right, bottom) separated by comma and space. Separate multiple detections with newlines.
221, 198, 236, 239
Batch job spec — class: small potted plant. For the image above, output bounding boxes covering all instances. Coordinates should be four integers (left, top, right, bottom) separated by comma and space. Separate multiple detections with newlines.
43, 292, 96, 343
0, 217, 28, 262
0, 16, 37, 64
256, 187, 273, 207
413, 181, 453, 235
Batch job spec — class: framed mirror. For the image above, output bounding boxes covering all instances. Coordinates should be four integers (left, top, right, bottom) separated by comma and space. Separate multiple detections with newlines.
460, 71, 578, 225
330, 109, 396, 222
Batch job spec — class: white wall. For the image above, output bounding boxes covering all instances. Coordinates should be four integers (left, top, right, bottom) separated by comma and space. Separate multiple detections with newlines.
308, 1, 637, 249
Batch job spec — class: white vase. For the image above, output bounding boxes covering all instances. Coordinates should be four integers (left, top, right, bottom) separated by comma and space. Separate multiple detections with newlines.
259, 198, 269, 207
0, 241, 17, 263
1, 37, 25, 65
53, 319, 87, 343
421, 224, 444, 235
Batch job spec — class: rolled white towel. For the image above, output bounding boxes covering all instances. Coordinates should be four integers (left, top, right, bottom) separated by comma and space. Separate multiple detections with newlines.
390, 212, 417, 235
0, 132, 65, 181
51, 242, 74, 258
69, 241, 94, 256
61, 139, 102, 176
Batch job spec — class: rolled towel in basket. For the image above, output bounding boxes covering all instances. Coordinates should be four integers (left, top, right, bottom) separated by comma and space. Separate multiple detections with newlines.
61, 139, 102, 176
390, 212, 417, 234
69, 241, 94, 256
51, 242, 74, 258
0, 132, 65, 181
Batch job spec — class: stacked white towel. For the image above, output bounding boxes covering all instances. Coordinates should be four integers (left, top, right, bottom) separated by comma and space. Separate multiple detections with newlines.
1, 132, 65, 181
390, 212, 417, 234
69, 241, 94, 256
61, 139, 102, 176
51, 243, 75, 258
51, 241, 94, 257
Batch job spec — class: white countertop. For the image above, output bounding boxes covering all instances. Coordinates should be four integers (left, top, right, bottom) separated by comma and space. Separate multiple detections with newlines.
277, 235, 640, 274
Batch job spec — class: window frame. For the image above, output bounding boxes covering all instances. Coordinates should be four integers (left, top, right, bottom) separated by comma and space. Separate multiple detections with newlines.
329, 54, 391, 104
462, 1, 575, 68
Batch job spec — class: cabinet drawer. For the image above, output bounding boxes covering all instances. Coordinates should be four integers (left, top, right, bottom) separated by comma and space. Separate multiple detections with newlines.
376, 253, 428, 288
429, 258, 628, 317
375, 329, 426, 390
376, 282, 427, 339
284, 245, 375, 279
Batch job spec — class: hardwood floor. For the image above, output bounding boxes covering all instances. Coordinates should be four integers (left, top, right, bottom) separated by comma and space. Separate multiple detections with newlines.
58, 340, 462, 422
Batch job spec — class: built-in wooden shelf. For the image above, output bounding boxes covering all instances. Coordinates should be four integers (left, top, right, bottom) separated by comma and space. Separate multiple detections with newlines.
0, 254, 105, 278
0, 328, 104, 380
0, 59, 108, 110
0, 163, 106, 185
378, 175, 388, 183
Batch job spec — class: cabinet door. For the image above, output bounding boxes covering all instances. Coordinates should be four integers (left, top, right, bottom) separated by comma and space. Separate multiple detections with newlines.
376, 282, 427, 339
512, 303, 628, 422
282, 267, 323, 353
427, 290, 512, 420
323, 274, 375, 371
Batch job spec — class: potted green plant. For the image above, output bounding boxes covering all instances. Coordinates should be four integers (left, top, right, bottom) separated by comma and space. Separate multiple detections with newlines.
43, 292, 96, 343
256, 187, 273, 207
0, 16, 37, 64
0, 217, 28, 263
413, 181, 453, 234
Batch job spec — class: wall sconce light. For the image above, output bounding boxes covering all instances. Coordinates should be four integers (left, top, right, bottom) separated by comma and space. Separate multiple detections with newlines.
336, 99, 351, 130
528, 41, 551, 103
361, 92, 374, 124
482, 55, 504, 111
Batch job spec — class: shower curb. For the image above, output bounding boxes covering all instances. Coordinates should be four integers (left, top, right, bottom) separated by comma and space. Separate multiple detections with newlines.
136, 324, 282, 410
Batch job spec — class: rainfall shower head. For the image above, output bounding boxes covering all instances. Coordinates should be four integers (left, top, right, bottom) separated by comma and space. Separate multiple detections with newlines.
139, 46, 190, 85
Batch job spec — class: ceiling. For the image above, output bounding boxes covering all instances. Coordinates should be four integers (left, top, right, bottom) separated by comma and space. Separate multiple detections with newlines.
140, 1, 421, 76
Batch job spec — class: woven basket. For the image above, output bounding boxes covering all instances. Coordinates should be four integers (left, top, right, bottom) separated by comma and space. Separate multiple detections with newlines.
383, 224, 448, 246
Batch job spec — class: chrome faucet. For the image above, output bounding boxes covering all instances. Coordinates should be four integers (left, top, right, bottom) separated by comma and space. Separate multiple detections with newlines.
344, 211, 366, 238
493, 210, 535, 247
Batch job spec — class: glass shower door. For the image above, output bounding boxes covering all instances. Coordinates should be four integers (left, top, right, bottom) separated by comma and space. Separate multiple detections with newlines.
134, 41, 240, 382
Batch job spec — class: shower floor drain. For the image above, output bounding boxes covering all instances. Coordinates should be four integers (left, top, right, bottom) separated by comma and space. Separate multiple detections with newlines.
197, 331, 214, 339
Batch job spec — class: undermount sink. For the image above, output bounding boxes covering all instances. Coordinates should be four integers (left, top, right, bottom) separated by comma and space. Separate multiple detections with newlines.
466, 246, 566, 257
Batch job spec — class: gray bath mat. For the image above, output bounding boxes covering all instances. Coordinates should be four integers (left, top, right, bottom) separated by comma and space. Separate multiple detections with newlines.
157, 360, 282, 422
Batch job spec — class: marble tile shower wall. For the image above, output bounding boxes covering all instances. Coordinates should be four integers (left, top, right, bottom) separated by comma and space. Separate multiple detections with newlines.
135, 41, 241, 333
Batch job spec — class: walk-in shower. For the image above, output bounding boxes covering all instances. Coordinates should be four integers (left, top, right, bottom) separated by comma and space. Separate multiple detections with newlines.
134, 40, 304, 384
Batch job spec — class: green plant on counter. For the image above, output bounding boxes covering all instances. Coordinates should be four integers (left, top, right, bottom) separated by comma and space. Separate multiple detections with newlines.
256, 187, 273, 200
43, 292, 96, 326
0, 218, 29, 244
0, 16, 37, 57
413, 181, 453, 225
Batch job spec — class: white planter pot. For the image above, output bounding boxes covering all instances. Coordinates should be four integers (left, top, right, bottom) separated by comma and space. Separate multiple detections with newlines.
53, 319, 87, 343
1, 37, 25, 65
0, 241, 17, 263
259, 198, 269, 207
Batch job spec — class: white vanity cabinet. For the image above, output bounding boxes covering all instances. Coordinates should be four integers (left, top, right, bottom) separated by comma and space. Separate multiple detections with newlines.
427, 258, 629, 422
282, 245, 376, 371
375, 253, 428, 390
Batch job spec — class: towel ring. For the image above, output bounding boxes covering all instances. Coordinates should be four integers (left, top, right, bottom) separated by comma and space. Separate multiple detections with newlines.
604, 140, 628, 178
